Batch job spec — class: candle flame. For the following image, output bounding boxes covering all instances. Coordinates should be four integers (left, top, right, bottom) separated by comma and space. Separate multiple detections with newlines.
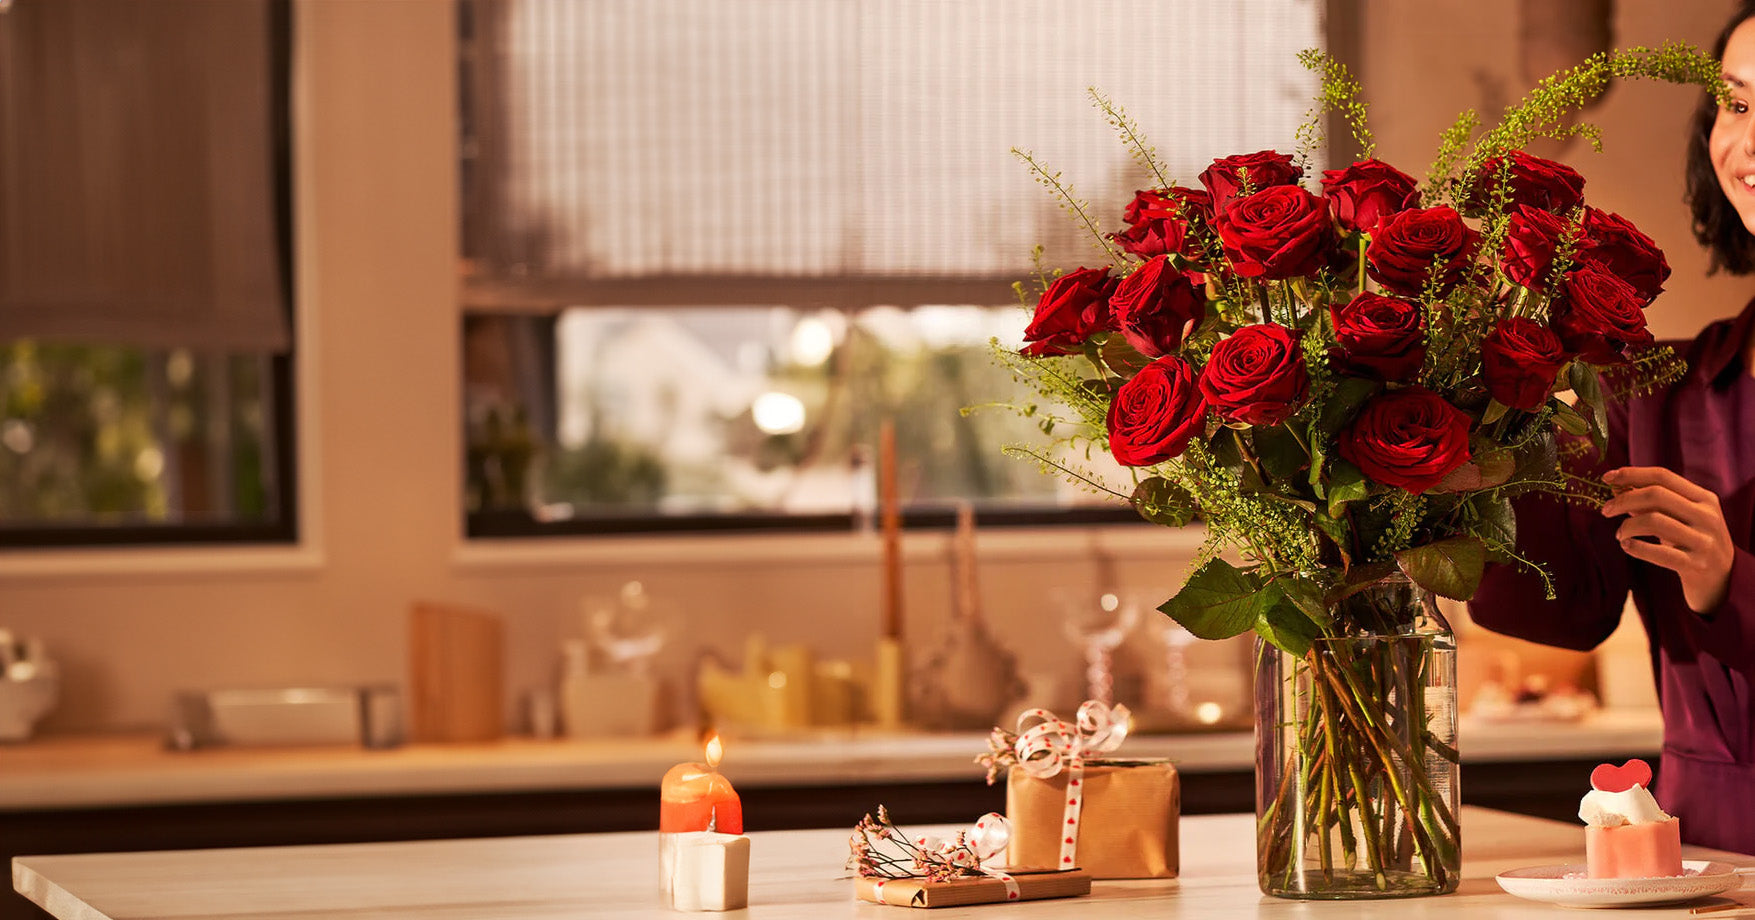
704, 733, 723, 769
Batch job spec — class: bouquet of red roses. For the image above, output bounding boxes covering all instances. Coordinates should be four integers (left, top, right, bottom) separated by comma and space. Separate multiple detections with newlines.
1000, 46, 1720, 898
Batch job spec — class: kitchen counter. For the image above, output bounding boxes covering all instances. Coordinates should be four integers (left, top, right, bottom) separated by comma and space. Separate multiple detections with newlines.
14, 806, 1752, 920
0, 709, 1661, 811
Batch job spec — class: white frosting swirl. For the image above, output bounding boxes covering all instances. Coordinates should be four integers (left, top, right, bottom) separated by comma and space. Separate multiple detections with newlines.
1578, 785, 1672, 827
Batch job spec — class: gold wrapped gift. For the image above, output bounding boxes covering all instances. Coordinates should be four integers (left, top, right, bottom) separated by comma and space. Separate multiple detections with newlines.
1005, 758, 1180, 879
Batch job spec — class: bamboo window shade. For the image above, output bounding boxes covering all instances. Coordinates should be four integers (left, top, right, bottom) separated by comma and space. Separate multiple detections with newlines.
0, 0, 288, 351
461, 0, 1323, 313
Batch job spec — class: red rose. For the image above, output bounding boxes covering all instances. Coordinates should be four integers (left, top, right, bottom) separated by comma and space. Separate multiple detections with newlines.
1500, 205, 1583, 292
1365, 206, 1480, 296
1465, 150, 1586, 215
1321, 158, 1420, 234
1577, 207, 1670, 303
1213, 185, 1336, 280
1110, 256, 1206, 358
1199, 150, 1303, 207
1553, 264, 1655, 365
1106, 355, 1208, 466
1021, 267, 1115, 357
1114, 187, 1214, 261
1329, 292, 1426, 382
1337, 387, 1472, 494
1199, 324, 1309, 426
1481, 317, 1570, 410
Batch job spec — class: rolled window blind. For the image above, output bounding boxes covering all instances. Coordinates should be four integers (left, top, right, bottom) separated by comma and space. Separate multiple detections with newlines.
464, 0, 1323, 304
0, 0, 289, 351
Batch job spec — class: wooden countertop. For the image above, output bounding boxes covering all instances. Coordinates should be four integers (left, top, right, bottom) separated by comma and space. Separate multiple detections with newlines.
0, 709, 1661, 811
14, 807, 1751, 919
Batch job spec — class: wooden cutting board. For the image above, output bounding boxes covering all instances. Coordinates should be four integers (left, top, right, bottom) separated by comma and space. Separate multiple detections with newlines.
408, 602, 505, 742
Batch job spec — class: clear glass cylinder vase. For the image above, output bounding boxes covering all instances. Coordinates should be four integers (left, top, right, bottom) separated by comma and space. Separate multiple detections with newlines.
1253, 580, 1460, 899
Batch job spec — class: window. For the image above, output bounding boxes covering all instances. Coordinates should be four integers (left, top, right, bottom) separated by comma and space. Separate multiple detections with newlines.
460, 0, 1325, 535
0, 0, 296, 546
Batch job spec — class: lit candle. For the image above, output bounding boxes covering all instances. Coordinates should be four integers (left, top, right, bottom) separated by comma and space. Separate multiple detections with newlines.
660, 734, 749, 911
660, 734, 744, 833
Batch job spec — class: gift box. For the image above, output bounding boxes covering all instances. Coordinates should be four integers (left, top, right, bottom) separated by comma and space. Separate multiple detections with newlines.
1006, 757, 1179, 879
854, 869, 1091, 908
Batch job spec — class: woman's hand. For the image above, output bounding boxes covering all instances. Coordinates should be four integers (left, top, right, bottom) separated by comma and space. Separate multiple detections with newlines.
1601, 466, 1735, 613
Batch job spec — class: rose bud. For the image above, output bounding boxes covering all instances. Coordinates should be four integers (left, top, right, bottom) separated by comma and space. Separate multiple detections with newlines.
1110, 256, 1207, 358
1021, 267, 1116, 357
1321, 158, 1421, 234
1481, 317, 1570, 410
1337, 386, 1472, 494
1329, 292, 1426, 382
1463, 149, 1586, 216
1576, 207, 1670, 303
1365, 206, 1480, 296
1199, 150, 1303, 208
1213, 185, 1337, 281
1199, 324, 1310, 426
1500, 205, 1584, 293
1106, 354, 1209, 466
1552, 264, 1655, 365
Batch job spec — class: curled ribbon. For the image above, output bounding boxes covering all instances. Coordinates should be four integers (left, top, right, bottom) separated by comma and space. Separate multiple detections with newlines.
1010, 701, 1131, 868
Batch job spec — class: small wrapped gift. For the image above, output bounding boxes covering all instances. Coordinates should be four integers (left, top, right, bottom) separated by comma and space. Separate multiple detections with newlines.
849, 808, 1091, 909
853, 869, 1092, 908
981, 702, 1180, 879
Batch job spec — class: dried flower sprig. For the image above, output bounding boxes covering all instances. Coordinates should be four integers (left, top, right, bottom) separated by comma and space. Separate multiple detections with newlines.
974, 725, 1021, 785
848, 807, 990, 884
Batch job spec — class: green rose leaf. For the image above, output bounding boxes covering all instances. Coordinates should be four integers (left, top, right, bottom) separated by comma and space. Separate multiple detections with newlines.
1551, 400, 1588, 437
1317, 376, 1380, 437
1159, 558, 1284, 641
1100, 336, 1152, 378
1471, 494, 1517, 559
1324, 560, 1399, 607
1481, 398, 1510, 426
1132, 476, 1198, 527
1276, 574, 1329, 626
1325, 460, 1369, 516
1256, 601, 1324, 657
1394, 535, 1487, 601
1430, 447, 1516, 492
1210, 426, 1245, 471
1253, 424, 1307, 483
1568, 362, 1610, 453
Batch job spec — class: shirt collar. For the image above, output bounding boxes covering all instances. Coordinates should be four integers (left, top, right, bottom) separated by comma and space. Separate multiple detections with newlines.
1699, 295, 1755, 389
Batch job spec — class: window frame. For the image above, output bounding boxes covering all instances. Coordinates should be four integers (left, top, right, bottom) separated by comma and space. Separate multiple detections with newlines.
457, 0, 1359, 540
0, 0, 299, 550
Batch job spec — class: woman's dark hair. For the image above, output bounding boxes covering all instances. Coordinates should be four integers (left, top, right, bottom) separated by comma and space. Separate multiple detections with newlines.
1688, 1, 1755, 275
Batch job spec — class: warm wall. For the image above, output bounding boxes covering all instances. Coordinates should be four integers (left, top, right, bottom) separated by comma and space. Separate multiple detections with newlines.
1360, 0, 1752, 339
0, 1, 1731, 737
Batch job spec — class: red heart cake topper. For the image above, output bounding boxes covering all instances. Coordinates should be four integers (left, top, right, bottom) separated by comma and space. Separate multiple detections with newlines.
1590, 758, 1653, 793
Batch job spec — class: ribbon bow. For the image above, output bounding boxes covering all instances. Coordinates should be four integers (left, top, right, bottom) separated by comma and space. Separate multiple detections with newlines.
1009, 700, 1131, 868
1012, 700, 1132, 779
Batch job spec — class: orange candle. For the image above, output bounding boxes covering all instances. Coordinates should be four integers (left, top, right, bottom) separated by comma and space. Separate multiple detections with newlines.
660, 734, 744, 834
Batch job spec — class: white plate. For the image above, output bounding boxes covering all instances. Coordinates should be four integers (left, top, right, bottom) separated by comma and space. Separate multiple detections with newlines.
1495, 860, 1743, 908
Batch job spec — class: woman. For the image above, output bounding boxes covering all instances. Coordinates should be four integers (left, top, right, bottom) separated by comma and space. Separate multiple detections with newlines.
1468, 2, 1755, 854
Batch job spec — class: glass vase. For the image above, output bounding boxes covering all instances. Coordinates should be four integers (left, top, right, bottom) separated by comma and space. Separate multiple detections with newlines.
1253, 580, 1460, 899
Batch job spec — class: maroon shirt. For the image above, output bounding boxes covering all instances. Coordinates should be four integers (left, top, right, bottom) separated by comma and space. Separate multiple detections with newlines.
1469, 298, 1755, 855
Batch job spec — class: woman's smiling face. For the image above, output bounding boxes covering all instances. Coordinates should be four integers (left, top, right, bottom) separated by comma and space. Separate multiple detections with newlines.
1710, 18, 1755, 235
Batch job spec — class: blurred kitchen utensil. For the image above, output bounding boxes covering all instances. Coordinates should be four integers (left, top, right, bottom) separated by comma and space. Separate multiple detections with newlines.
0, 631, 58, 742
